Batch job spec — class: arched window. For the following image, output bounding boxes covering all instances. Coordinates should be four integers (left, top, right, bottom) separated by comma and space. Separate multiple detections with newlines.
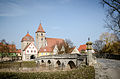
27, 50, 29, 53
31, 50, 33, 53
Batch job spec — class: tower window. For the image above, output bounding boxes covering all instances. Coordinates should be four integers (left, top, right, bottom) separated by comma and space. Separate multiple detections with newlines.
41, 38, 43, 41
41, 33, 43, 36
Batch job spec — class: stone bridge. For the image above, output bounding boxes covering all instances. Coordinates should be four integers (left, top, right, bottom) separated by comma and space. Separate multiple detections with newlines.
36, 54, 87, 69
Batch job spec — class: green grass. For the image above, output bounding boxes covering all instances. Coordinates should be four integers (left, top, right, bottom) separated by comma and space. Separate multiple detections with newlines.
0, 66, 95, 79
0, 61, 36, 69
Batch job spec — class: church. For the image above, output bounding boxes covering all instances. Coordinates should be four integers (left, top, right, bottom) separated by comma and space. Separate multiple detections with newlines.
21, 23, 64, 61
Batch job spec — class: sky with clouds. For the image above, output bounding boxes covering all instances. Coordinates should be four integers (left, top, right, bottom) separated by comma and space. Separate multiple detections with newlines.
0, 0, 107, 49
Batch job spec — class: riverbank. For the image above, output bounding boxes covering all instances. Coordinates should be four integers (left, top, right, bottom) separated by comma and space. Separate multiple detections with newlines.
0, 66, 95, 79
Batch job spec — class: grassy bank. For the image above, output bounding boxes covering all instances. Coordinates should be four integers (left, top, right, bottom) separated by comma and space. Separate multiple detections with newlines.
0, 66, 95, 79
0, 61, 36, 69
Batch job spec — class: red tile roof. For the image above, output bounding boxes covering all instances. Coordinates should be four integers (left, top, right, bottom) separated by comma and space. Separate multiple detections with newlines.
16, 49, 21, 53
78, 44, 87, 52
36, 23, 45, 33
69, 47, 75, 53
21, 33, 34, 42
39, 38, 64, 52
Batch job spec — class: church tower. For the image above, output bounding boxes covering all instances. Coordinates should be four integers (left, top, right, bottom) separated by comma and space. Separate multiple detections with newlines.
35, 23, 46, 50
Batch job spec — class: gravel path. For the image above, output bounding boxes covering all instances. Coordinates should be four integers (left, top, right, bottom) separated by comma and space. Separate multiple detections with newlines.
94, 58, 120, 79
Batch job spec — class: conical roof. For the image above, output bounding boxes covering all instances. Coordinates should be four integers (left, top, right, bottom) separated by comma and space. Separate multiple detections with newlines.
36, 23, 45, 33
21, 32, 34, 42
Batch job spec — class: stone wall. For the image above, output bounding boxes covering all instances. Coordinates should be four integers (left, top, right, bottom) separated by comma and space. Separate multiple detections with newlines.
36, 54, 87, 69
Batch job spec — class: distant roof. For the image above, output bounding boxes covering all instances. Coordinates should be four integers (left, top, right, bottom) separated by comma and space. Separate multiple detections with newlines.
39, 38, 64, 52
16, 49, 21, 53
78, 44, 87, 52
69, 47, 76, 53
36, 23, 45, 33
21, 32, 34, 42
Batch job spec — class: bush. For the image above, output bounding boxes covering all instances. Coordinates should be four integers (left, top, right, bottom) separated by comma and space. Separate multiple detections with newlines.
0, 66, 95, 79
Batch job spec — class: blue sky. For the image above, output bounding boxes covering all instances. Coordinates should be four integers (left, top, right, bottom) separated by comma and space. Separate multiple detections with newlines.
0, 0, 107, 49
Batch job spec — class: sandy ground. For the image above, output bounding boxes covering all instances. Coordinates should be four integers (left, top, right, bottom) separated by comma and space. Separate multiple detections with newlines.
94, 58, 120, 79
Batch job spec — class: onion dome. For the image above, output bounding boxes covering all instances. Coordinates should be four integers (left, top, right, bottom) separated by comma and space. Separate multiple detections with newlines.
21, 32, 34, 42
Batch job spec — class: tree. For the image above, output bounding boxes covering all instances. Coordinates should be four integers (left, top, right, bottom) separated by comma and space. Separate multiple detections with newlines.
93, 40, 105, 53
101, 0, 120, 39
111, 41, 120, 55
93, 32, 119, 57
99, 32, 118, 44
56, 39, 74, 54
0, 39, 10, 61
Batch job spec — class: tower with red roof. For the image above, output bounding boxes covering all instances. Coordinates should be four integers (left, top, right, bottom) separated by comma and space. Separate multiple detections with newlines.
35, 23, 47, 50
21, 22, 65, 61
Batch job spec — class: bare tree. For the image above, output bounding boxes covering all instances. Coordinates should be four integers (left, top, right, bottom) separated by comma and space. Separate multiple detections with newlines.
56, 39, 74, 54
93, 40, 105, 53
99, 32, 118, 44
101, 0, 120, 39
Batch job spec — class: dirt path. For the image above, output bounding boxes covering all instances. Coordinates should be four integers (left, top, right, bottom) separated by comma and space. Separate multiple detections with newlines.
94, 58, 120, 79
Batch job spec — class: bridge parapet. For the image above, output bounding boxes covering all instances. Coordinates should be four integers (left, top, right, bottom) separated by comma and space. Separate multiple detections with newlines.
36, 53, 86, 59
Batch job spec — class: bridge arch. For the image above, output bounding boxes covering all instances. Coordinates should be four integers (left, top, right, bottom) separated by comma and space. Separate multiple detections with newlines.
30, 55, 35, 59
41, 60, 44, 63
56, 60, 61, 67
68, 61, 76, 69
47, 60, 51, 64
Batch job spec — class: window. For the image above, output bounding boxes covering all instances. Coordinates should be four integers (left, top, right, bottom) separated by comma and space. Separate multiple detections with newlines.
31, 50, 33, 53
41, 38, 43, 41
44, 49, 46, 51
41, 33, 43, 36
27, 50, 29, 53
29, 47, 31, 49
34, 50, 36, 53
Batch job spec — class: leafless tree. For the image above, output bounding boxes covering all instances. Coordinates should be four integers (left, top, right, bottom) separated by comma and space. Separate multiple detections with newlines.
56, 39, 74, 54
101, 0, 120, 39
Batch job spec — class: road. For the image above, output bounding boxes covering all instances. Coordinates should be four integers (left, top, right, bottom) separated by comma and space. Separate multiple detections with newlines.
94, 58, 120, 79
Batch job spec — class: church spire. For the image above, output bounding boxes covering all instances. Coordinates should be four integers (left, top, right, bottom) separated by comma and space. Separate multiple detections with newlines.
36, 22, 45, 33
